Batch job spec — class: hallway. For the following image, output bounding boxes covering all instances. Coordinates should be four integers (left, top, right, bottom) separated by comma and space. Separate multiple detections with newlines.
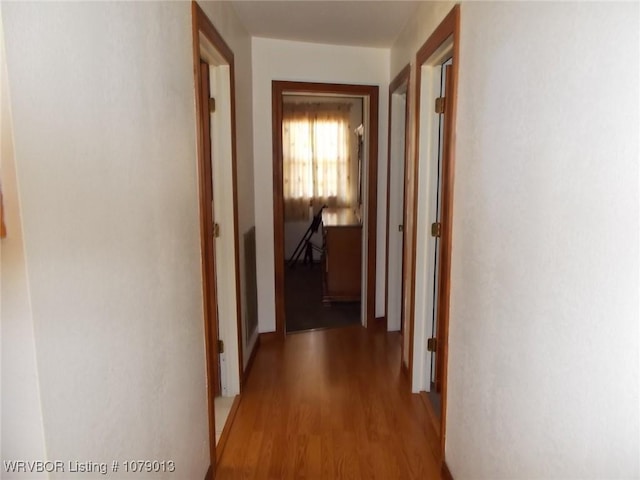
4, 3, 638, 478
216, 324, 441, 479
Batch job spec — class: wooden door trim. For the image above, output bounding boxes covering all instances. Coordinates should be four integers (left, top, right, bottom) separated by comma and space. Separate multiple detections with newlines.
192, 1, 244, 473
199, 60, 221, 399
384, 64, 411, 358
408, 3, 460, 462
0, 189, 6, 238
272, 81, 379, 337
195, 54, 218, 469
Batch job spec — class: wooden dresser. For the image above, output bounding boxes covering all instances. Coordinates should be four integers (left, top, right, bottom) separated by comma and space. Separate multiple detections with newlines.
321, 208, 362, 303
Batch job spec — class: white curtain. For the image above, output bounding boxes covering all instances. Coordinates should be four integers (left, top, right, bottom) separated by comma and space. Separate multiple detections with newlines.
282, 103, 352, 221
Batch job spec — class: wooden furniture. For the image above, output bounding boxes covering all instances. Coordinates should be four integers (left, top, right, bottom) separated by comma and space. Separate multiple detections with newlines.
321, 208, 362, 303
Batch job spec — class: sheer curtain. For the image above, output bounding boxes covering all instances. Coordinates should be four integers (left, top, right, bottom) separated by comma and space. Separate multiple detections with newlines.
282, 103, 352, 221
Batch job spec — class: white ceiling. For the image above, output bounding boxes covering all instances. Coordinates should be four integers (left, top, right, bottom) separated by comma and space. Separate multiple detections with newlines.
230, 1, 421, 48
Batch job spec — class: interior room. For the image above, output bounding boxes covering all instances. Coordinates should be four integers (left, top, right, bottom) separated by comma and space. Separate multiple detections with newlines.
282, 94, 364, 333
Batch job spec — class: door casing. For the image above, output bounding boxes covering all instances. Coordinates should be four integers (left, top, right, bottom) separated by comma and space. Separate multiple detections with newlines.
191, 2, 244, 476
384, 64, 411, 367
406, 4, 460, 466
272, 81, 379, 336
198, 60, 222, 398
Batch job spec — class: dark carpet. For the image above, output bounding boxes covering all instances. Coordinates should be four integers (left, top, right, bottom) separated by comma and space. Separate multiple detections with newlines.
285, 263, 361, 333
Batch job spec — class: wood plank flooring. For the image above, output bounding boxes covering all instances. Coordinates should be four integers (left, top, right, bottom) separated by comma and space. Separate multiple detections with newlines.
216, 323, 442, 479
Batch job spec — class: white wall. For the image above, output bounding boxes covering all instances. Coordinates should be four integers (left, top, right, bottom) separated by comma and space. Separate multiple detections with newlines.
446, 2, 639, 478
198, 1, 257, 370
2, 2, 210, 477
1, 7, 48, 477
251, 37, 390, 332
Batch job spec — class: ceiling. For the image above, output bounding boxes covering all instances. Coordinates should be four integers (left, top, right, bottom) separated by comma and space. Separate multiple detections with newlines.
230, 1, 421, 48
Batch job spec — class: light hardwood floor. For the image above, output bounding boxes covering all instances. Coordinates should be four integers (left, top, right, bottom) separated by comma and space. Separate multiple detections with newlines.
216, 323, 442, 479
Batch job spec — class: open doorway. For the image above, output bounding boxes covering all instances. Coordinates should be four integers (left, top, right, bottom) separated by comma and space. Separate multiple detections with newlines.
407, 4, 459, 466
272, 82, 379, 337
282, 94, 364, 333
191, 3, 244, 474
385, 64, 411, 370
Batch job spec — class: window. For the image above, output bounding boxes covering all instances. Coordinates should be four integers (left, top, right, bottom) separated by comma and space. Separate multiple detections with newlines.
282, 103, 352, 221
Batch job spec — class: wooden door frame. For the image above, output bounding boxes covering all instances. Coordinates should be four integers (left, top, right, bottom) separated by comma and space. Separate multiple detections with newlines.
407, 4, 460, 465
384, 64, 411, 370
272, 81, 379, 337
198, 60, 221, 399
191, 2, 244, 476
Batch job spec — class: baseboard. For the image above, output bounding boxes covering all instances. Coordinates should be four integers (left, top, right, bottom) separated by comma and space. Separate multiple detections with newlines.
242, 334, 260, 387
441, 459, 454, 480
419, 391, 442, 461
216, 394, 242, 463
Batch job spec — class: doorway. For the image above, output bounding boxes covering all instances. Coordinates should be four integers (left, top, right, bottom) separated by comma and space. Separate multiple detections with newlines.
281, 94, 365, 333
385, 64, 411, 371
272, 82, 379, 337
192, 2, 244, 475
408, 4, 460, 464
425, 56, 453, 415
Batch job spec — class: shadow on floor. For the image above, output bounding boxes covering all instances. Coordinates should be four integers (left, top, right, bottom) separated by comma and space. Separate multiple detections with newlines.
285, 263, 360, 333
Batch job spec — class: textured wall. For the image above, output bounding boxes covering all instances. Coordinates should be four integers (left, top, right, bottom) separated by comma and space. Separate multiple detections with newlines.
446, 2, 639, 477
3, 3, 210, 477
1, 6, 48, 477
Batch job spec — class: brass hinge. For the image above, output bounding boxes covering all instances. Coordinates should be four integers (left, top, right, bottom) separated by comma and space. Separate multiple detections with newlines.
427, 337, 438, 352
213, 222, 220, 238
218, 339, 224, 354
435, 96, 446, 114
209, 97, 216, 113
398, 224, 404, 232
431, 222, 441, 238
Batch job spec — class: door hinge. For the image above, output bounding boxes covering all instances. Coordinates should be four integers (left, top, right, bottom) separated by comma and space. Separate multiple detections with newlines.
398, 224, 404, 232
431, 222, 441, 238
218, 339, 224, 354
213, 222, 220, 238
427, 337, 438, 352
209, 97, 216, 113
435, 96, 446, 114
